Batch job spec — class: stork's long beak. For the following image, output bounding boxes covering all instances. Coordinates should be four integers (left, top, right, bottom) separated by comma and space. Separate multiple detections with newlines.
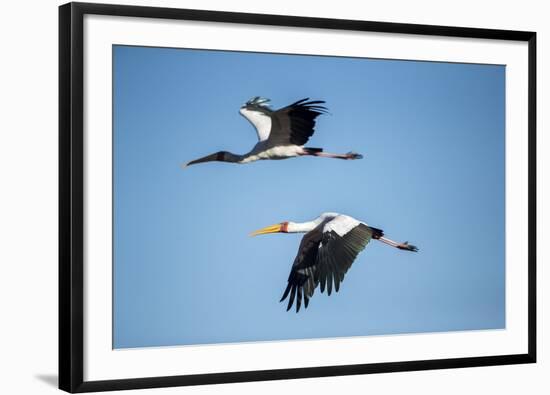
182, 152, 223, 168
250, 223, 283, 237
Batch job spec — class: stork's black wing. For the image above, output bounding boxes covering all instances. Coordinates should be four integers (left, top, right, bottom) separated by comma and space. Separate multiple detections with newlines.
268, 98, 328, 146
280, 221, 382, 312
279, 224, 324, 313
316, 223, 380, 296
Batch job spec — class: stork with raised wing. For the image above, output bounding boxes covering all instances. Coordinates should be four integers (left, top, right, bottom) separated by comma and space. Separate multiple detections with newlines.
251, 213, 418, 312
184, 97, 363, 167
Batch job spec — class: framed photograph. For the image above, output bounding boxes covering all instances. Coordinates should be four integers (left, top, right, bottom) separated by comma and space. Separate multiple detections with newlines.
59, 2, 536, 393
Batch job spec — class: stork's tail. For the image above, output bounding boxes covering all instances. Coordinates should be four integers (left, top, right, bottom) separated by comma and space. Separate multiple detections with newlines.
368, 227, 385, 240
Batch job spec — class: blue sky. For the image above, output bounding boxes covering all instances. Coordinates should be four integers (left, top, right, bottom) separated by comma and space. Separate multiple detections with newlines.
113, 45, 505, 349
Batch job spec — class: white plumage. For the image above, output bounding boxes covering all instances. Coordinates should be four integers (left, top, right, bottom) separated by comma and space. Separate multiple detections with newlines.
323, 214, 361, 237
239, 108, 272, 141
239, 145, 305, 163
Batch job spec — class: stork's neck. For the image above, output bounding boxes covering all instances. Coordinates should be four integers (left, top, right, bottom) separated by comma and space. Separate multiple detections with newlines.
223, 152, 245, 163
286, 221, 319, 233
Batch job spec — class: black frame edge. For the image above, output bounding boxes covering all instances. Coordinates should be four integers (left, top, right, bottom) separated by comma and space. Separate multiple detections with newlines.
76, 354, 533, 392
59, 2, 537, 393
527, 32, 537, 363
69, 1, 534, 41
59, 3, 71, 391
59, 3, 74, 392
59, 2, 85, 393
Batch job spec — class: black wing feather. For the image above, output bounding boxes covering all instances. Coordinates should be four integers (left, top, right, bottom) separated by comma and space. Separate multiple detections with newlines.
296, 287, 303, 313
287, 284, 296, 312
269, 98, 328, 146
280, 220, 379, 312
280, 282, 292, 302
326, 266, 333, 296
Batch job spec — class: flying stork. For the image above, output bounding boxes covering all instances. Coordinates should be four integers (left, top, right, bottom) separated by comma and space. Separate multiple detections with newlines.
184, 97, 363, 167
251, 213, 418, 312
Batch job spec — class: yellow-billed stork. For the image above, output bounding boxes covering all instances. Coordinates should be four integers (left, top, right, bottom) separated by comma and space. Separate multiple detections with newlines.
251, 213, 418, 312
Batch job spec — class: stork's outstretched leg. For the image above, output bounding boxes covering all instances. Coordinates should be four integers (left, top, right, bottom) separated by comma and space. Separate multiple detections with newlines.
378, 236, 418, 252
303, 148, 363, 160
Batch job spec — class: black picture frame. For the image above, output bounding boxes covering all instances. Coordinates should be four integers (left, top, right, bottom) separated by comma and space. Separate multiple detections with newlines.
59, 2, 537, 392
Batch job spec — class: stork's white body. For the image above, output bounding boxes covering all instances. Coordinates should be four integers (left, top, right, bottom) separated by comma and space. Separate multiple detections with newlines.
286, 213, 363, 235
238, 107, 306, 163
323, 214, 362, 236
239, 144, 306, 163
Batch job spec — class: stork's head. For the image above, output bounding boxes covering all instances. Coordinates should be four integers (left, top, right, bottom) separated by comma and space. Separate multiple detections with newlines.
239, 96, 272, 116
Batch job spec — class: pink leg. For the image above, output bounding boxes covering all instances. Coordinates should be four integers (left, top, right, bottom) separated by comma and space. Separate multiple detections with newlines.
378, 237, 418, 252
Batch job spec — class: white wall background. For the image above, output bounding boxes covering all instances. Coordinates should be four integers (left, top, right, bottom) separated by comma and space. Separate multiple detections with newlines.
0, 0, 546, 394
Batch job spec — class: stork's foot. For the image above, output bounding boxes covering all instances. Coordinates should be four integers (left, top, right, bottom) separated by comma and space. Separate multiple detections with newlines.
397, 241, 419, 252
345, 152, 363, 160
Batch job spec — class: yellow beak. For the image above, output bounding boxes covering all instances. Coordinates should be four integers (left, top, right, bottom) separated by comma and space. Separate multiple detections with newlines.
250, 223, 283, 237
